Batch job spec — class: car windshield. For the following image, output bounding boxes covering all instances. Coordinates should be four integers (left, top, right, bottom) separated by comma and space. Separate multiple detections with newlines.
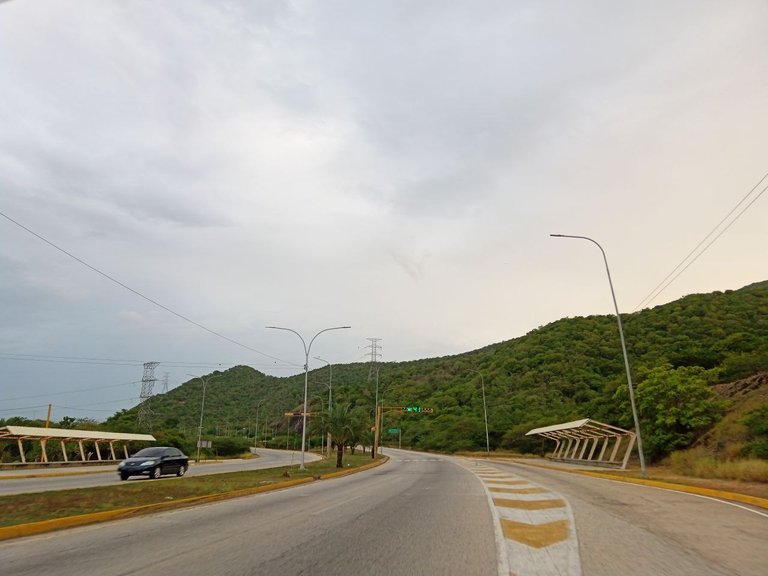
131, 448, 165, 458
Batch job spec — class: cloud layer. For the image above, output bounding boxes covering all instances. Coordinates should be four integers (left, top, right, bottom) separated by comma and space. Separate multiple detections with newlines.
1, 1, 766, 419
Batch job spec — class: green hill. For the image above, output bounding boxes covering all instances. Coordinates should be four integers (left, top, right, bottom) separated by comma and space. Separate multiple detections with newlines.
102, 281, 768, 460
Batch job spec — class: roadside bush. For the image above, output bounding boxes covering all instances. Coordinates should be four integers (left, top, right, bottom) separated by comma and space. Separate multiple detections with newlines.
212, 436, 252, 457
670, 447, 768, 482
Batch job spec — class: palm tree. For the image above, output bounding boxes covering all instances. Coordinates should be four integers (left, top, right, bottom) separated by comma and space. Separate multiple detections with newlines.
323, 404, 356, 468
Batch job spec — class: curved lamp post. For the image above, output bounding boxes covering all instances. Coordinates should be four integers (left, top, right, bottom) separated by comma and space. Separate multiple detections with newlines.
188, 373, 223, 463
550, 234, 647, 476
314, 356, 333, 456
266, 325, 350, 470
373, 365, 382, 458
253, 400, 265, 448
467, 369, 490, 455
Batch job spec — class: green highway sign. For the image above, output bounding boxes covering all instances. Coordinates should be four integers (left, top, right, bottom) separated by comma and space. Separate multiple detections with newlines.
388, 428, 400, 434
402, 406, 433, 413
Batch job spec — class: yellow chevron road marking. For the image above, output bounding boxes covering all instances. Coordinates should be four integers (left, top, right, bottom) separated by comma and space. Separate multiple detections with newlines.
500, 518, 570, 548
489, 487, 548, 494
493, 497, 566, 510
459, 458, 582, 575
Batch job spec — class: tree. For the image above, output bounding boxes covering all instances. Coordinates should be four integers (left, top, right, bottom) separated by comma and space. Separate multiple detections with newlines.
323, 404, 357, 468
615, 363, 727, 460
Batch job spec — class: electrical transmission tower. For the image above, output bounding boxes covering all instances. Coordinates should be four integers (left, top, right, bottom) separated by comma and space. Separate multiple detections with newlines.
365, 337, 382, 380
161, 372, 169, 394
138, 361, 159, 431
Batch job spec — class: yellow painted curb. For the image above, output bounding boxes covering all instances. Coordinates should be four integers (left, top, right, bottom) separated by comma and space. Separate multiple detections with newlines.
0, 470, 112, 480
0, 456, 389, 541
320, 455, 388, 479
0, 459, 228, 480
577, 470, 768, 509
495, 459, 768, 511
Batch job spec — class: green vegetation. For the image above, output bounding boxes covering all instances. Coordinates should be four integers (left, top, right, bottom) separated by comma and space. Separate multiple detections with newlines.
0, 453, 378, 528
614, 364, 727, 460
322, 404, 368, 467
3, 280, 767, 467
670, 447, 768, 482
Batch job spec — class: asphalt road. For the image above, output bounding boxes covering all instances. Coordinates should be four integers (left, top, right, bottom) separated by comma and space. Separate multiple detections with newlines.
1, 451, 766, 576
0, 448, 319, 495
484, 459, 768, 576
0, 449, 500, 576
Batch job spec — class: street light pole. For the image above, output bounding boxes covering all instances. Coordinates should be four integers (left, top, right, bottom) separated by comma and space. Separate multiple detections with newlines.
467, 369, 490, 455
266, 325, 351, 470
313, 356, 333, 411
550, 234, 647, 476
373, 365, 381, 458
314, 356, 333, 456
254, 400, 264, 448
188, 373, 222, 464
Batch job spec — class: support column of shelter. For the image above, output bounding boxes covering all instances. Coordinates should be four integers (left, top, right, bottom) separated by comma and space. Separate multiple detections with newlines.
622, 434, 637, 469
610, 437, 622, 462
598, 437, 610, 461
60, 440, 68, 462
587, 438, 599, 460
17, 438, 26, 463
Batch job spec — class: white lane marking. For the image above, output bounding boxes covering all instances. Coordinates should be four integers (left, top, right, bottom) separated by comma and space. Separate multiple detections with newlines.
582, 474, 768, 519
460, 460, 582, 576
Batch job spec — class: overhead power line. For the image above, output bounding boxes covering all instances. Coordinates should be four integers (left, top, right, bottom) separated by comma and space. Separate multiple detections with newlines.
2, 380, 141, 401
0, 210, 296, 365
635, 170, 768, 310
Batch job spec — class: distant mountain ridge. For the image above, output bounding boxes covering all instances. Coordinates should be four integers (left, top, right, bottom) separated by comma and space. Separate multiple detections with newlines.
105, 280, 768, 454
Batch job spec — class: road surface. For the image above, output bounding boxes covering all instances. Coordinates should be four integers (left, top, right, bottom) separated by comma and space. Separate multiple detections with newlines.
0, 449, 499, 576
0, 448, 319, 495
483, 458, 768, 576
1, 450, 766, 575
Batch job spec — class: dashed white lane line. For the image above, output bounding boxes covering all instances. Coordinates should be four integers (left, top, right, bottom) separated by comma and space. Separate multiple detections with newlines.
460, 460, 582, 576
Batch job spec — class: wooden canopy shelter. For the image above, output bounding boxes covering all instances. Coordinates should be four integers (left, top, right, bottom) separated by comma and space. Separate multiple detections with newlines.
0, 426, 155, 464
526, 418, 636, 469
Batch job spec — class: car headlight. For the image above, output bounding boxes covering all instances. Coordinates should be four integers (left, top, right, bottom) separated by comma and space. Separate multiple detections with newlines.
118, 462, 125, 469
140, 460, 156, 466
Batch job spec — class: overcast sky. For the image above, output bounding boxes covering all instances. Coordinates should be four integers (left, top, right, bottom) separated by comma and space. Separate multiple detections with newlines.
1, 1, 766, 422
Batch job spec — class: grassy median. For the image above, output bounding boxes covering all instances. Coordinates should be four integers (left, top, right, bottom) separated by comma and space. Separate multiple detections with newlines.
0, 453, 379, 528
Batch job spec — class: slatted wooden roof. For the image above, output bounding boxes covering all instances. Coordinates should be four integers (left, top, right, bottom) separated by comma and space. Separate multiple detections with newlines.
0, 425, 155, 442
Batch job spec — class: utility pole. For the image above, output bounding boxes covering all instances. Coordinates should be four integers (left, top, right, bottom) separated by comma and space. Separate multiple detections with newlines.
138, 362, 159, 431
365, 337, 382, 380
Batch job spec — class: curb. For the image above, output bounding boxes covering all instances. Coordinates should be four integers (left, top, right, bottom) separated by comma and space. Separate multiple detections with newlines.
0, 456, 388, 541
495, 458, 768, 510
0, 460, 228, 480
0, 470, 112, 480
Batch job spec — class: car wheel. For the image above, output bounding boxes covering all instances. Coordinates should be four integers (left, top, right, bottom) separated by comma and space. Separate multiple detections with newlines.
176, 464, 187, 477
151, 467, 162, 479
120, 473, 129, 481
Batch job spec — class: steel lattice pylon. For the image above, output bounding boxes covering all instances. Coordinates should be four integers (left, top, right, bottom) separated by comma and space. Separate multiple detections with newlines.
138, 361, 159, 431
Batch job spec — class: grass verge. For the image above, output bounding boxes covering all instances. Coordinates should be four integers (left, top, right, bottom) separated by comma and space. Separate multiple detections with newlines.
0, 453, 380, 528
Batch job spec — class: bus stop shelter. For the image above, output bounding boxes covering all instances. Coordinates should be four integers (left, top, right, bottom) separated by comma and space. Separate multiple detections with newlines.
526, 418, 636, 469
0, 426, 155, 465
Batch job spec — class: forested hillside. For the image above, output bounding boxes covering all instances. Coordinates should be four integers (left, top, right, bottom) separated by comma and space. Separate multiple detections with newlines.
96, 281, 768, 460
